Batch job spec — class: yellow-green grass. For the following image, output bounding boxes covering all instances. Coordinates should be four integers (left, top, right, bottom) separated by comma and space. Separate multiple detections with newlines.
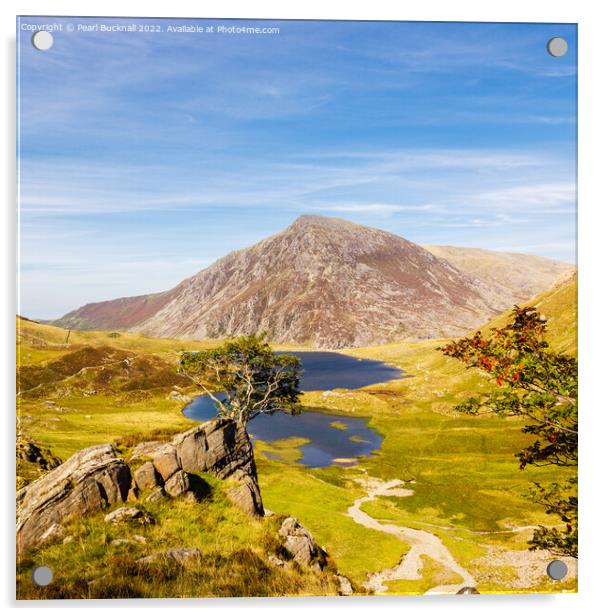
17, 316, 221, 363
16, 316, 216, 460
18, 394, 197, 461
254, 400, 576, 591
476, 272, 577, 356
17, 472, 339, 599
254, 437, 310, 464
256, 454, 410, 584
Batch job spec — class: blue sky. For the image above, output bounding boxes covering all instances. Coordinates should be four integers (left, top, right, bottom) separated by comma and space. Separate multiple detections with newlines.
17, 18, 577, 319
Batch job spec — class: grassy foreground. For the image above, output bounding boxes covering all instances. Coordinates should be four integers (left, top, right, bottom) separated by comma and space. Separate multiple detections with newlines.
16, 274, 577, 596
17, 471, 339, 599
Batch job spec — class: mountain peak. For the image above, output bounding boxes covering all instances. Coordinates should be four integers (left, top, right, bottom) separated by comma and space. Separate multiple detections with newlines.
288, 214, 358, 231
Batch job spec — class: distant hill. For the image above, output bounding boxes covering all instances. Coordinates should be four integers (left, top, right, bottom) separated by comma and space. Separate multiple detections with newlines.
422, 244, 573, 305
53, 215, 574, 348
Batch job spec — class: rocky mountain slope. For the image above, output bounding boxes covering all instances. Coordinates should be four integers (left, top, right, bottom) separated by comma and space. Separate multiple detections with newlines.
54, 215, 573, 348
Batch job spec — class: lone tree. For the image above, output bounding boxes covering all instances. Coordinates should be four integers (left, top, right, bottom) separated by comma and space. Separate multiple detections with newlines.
179, 335, 302, 426
440, 306, 577, 558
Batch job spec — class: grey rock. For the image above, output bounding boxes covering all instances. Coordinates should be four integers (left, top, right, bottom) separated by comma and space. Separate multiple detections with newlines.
16, 435, 61, 470
168, 390, 191, 403
137, 547, 201, 566
110, 535, 148, 546
336, 575, 353, 596
129, 441, 168, 461
267, 554, 287, 568
16, 444, 131, 557
151, 444, 180, 482
134, 461, 160, 490
172, 419, 263, 516
164, 470, 190, 498
39, 523, 65, 545
104, 506, 153, 525
284, 535, 316, 566
16, 419, 264, 559
110, 538, 137, 547
127, 485, 139, 502
279, 517, 325, 568
145, 487, 166, 503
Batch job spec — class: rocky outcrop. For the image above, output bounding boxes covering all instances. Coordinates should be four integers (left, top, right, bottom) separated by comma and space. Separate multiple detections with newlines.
278, 517, 327, 570
133, 461, 160, 491
336, 575, 354, 596
169, 418, 264, 516
127, 419, 263, 515
16, 435, 62, 471
16, 444, 131, 556
16, 419, 263, 558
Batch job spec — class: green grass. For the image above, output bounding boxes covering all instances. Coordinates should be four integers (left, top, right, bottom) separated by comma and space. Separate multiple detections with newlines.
256, 455, 410, 584
254, 437, 310, 464
477, 272, 577, 356
19, 394, 196, 461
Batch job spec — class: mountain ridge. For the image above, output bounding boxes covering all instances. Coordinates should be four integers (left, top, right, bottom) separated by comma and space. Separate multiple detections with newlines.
54, 215, 574, 348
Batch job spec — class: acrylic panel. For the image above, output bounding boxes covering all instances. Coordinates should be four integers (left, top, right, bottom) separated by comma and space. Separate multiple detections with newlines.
16, 16, 577, 599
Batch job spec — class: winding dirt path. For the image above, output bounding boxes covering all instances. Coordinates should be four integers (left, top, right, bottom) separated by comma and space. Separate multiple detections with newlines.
347, 477, 476, 594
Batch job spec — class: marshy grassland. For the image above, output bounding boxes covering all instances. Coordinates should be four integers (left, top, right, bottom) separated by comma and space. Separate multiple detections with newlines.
16, 274, 577, 596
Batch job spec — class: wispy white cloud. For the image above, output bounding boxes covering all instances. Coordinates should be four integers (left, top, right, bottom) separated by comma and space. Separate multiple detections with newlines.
475, 182, 576, 210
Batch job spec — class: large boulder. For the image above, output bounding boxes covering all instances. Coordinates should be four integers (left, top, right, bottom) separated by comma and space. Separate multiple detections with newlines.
128, 419, 263, 516
164, 470, 190, 498
171, 419, 264, 516
17, 444, 131, 557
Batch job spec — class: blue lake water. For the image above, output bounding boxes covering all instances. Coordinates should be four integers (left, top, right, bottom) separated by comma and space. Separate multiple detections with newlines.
183, 351, 403, 468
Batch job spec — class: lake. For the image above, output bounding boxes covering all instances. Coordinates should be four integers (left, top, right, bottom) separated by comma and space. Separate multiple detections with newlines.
183, 351, 403, 468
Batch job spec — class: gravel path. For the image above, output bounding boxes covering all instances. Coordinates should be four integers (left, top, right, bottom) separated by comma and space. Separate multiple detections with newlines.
347, 477, 476, 594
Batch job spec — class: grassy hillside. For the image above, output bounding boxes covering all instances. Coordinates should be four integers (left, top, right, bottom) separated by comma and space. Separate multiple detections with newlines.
16, 273, 577, 595
479, 271, 577, 356
423, 244, 573, 304
16, 318, 221, 486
